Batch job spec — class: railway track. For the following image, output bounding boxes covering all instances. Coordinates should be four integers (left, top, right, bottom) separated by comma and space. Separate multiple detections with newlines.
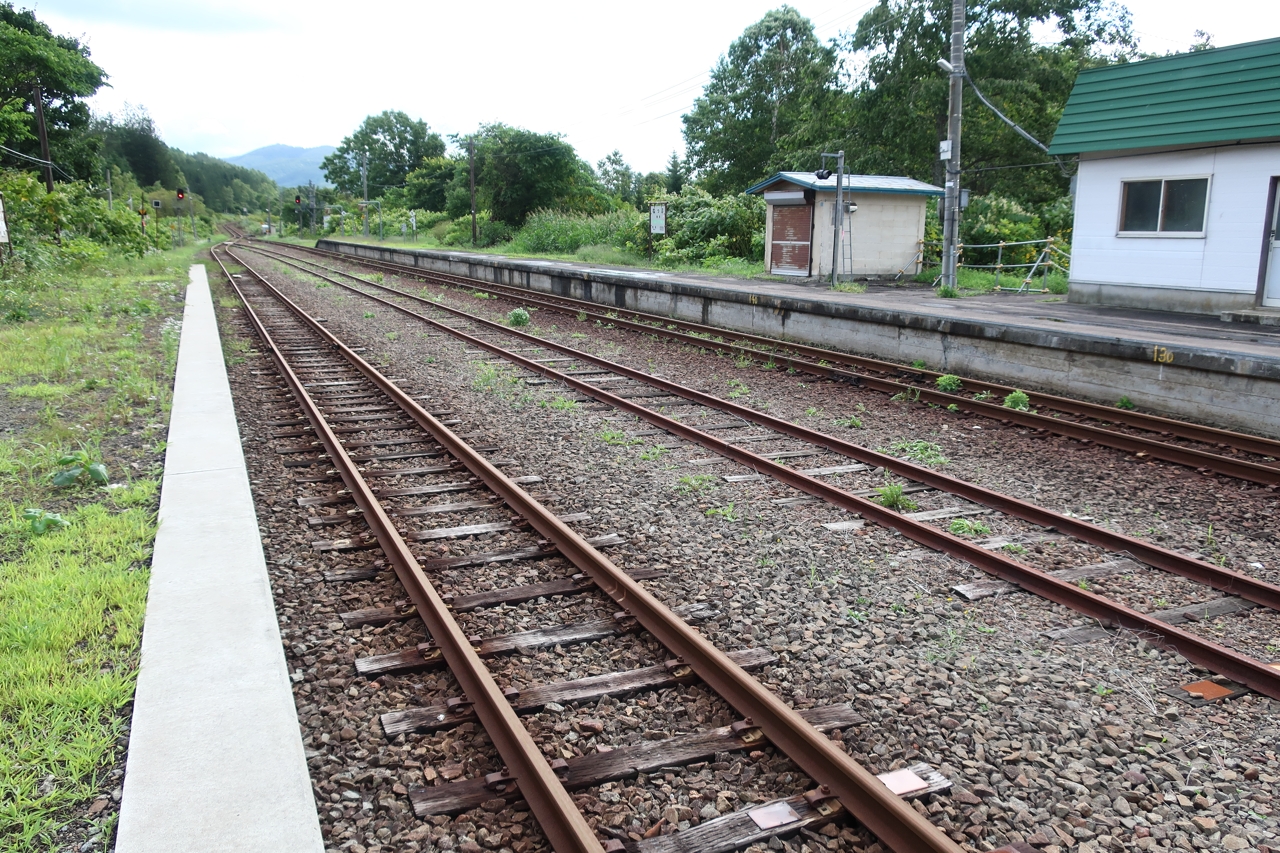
226, 237, 1280, 703
251, 237, 1280, 486
210, 241, 977, 853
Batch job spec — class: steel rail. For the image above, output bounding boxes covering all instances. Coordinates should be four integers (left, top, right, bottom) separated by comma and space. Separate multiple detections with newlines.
220, 242, 970, 853
267, 240, 1280, 464
230, 243, 1280, 701
239, 242, 1280, 620
212, 246, 607, 853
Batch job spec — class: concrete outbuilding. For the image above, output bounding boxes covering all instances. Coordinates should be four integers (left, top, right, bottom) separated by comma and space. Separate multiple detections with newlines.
746, 172, 943, 279
1050, 37, 1280, 317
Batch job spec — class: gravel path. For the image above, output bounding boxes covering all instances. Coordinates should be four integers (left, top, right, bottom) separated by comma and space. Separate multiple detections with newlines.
215, 250, 1280, 853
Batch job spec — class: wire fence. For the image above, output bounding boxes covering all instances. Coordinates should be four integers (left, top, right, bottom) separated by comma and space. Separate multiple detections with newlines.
897, 236, 1071, 292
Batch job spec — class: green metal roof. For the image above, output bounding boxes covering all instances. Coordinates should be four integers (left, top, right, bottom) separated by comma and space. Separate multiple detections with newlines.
1049, 37, 1280, 154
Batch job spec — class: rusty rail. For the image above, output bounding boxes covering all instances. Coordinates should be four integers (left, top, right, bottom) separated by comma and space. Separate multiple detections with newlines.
219, 242, 968, 853
234, 242, 1280, 701
266, 240, 1280, 478
212, 245, 608, 853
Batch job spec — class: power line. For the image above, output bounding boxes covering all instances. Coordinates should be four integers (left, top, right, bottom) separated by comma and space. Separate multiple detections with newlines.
0, 143, 78, 181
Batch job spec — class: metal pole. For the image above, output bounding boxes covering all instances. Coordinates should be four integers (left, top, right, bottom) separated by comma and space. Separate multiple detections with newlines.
831, 150, 844, 285
361, 152, 369, 237
308, 180, 316, 235
469, 137, 477, 247
32, 83, 54, 193
105, 166, 113, 210
189, 195, 197, 242
941, 0, 965, 289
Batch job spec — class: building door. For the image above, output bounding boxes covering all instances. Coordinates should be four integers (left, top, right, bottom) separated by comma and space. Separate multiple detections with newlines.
770, 204, 812, 276
1266, 186, 1280, 307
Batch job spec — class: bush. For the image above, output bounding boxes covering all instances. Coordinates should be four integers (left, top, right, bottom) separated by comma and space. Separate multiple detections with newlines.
0, 170, 154, 269
509, 209, 645, 255
960, 194, 1043, 267
646, 187, 765, 264
507, 307, 531, 326
439, 213, 513, 248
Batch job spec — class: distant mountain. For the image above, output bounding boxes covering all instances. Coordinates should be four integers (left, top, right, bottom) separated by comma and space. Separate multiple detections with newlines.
226, 144, 336, 187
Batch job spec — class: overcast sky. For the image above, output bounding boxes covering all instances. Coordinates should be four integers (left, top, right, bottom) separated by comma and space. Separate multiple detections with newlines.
31, 0, 1280, 174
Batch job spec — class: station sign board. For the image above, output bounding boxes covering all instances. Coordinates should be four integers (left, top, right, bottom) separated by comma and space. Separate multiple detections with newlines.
649, 202, 667, 235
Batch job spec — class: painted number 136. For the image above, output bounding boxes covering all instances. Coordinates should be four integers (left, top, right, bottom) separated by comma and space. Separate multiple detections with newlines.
1152, 346, 1174, 364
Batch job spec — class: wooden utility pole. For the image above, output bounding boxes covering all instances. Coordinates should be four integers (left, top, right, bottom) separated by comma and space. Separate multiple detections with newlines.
940, 0, 965, 289
32, 83, 54, 193
469, 137, 477, 247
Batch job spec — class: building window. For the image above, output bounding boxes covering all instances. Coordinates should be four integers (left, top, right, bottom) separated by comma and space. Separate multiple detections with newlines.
1119, 177, 1209, 234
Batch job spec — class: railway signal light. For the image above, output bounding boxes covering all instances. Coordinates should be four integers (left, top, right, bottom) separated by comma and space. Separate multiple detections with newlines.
295, 195, 302, 205
815, 169, 832, 180
177, 189, 185, 201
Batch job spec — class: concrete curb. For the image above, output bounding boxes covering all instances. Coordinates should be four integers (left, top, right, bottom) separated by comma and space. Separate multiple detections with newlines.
116, 264, 323, 853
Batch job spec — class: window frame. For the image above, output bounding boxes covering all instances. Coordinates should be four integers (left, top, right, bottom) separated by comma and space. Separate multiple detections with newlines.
1116, 174, 1212, 238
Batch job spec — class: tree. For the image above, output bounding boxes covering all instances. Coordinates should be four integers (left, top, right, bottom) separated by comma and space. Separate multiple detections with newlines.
468, 124, 605, 226
839, 0, 1136, 205
97, 106, 181, 189
321, 111, 445, 197
682, 7, 839, 195
632, 172, 667, 209
0, 3, 107, 181
664, 152, 687, 194
393, 156, 458, 212
596, 150, 635, 202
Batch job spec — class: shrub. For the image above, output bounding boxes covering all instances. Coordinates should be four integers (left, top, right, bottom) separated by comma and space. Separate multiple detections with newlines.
1003, 390, 1031, 411
961, 194, 1043, 266
509, 209, 645, 255
936, 374, 964, 393
875, 483, 918, 511
507, 307, 531, 326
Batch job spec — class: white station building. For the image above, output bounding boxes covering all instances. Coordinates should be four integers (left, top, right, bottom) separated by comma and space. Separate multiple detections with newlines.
1050, 37, 1280, 316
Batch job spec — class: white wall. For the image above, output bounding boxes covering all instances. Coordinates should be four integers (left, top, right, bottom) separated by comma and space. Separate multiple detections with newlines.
808, 192, 928, 277
1072, 144, 1279, 300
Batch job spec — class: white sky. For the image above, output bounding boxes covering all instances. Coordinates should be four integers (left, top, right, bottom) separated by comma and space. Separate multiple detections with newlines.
31, 0, 1280, 175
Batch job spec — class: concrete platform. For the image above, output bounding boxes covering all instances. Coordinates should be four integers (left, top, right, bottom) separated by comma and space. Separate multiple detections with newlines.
116, 265, 323, 852
317, 240, 1280, 438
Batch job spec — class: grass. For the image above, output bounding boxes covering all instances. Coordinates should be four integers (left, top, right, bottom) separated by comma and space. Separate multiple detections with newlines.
917, 265, 1070, 296
889, 440, 948, 466
0, 243, 191, 850
949, 518, 991, 537
831, 281, 866, 294
598, 430, 642, 447
875, 483, 918, 512
674, 474, 719, 493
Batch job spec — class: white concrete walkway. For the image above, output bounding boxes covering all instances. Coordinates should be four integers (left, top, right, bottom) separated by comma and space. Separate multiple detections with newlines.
116, 265, 324, 853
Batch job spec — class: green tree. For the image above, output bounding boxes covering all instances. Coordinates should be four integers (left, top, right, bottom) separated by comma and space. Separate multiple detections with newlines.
393, 155, 458, 212
97, 107, 181, 190
468, 124, 606, 226
0, 2, 107, 181
321, 111, 445, 197
596, 150, 635, 203
840, 0, 1136, 205
632, 172, 667, 209
682, 7, 839, 195
664, 151, 687, 194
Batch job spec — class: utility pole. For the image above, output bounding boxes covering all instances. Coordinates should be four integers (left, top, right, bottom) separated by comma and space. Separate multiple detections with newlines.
308, 180, 316, 234
188, 192, 197, 242
940, 0, 966, 289
469, 136, 477, 247
361, 151, 369, 237
831, 150, 844, 285
32, 83, 54, 193
105, 165, 113, 210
